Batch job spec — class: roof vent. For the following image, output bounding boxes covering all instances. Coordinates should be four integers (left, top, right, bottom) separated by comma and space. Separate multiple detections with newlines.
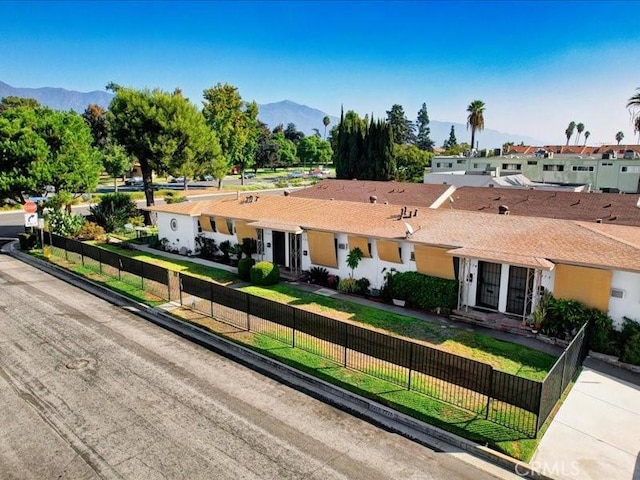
498, 205, 510, 215
596, 218, 603, 223
283, 191, 290, 196
369, 195, 377, 204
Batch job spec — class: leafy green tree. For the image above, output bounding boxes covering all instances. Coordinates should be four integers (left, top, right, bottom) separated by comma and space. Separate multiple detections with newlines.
108, 85, 219, 209
616, 131, 624, 145
102, 142, 132, 192
565, 121, 576, 146
575, 122, 585, 145
82, 104, 109, 149
297, 136, 332, 167
0, 96, 40, 113
386, 104, 415, 144
346, 247, 363, 278
0, 104, 101, 203
322, 115, 330, 140
584, 131, 590, 146
415, 103, 434, 151
89, 192, 138, 233
45, 209, 85, 237
202, 83, 259, 185
284, 123, 305, 144
443, 125, 458, 150
444, 142, 471, 156
394, 144, 432, 182
271, 131, 297, 167
254, 122, 277, 171
466, 100, 485, 150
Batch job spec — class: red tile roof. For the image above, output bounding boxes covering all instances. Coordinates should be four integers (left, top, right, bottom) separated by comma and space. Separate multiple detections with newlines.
441, 187, 640, 227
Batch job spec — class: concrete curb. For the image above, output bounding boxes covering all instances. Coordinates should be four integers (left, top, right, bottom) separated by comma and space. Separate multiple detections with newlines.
2, 242, 553, 480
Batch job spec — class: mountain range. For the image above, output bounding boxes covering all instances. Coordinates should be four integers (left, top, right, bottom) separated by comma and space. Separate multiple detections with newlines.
0, 81, 547, 147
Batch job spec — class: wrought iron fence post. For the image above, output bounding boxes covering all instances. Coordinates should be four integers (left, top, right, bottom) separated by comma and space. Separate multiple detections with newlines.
141, 263, 144, 290
98, 248, 102, 274
210, 283, 214, 319
118, 258, 122, 281
81, 243, 85, 267
246, 293, 251, 331
343, 323, 348, 367
179, 274, 183, 306
407, 342, 414, 391
485, 368, 494, 420
292, 308, 296, 349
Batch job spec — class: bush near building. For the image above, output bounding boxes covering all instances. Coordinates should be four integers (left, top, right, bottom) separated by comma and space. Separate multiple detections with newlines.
250, 261, 280, 286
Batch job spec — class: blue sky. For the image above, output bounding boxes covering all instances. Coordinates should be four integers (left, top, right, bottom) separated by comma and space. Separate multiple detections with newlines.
2, 0, 640, 145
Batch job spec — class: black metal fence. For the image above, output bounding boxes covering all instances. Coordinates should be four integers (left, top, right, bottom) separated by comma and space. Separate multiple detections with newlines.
46, 234, 589, 438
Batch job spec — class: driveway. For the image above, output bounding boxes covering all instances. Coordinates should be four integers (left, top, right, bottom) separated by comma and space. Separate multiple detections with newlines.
532, 364, 640, 479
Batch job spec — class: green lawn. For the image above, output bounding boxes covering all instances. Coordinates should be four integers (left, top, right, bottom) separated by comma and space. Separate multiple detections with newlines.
95, 243, 237, 285
240, 284, 556, 380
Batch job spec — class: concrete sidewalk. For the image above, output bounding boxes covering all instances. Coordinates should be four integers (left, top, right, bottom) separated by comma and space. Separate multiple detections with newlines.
532, 364, 640, 480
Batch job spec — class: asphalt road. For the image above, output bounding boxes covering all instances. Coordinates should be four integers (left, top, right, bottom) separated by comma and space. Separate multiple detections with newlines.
0, 254, 515, 480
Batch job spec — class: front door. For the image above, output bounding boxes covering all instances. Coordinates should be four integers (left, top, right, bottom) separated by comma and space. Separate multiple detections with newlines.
272, 231, 286, 266
288, 233, 301, 273
476, 261, 501, 310
506, 266, 533, 315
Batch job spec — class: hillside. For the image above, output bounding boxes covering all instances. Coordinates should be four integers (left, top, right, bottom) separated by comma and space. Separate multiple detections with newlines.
0, 81, 547, 147
0, 81, 113, 112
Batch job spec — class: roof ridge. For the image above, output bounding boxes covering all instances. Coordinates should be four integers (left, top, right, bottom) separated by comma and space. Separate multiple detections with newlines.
575, 222, 640, 249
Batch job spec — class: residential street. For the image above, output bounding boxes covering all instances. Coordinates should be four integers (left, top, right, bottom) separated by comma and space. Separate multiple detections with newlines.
0, 253, 515, 480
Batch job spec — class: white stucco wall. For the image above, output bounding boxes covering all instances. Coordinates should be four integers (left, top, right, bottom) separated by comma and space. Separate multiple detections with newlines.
608, 270, 640, 327
156, 212, 198, 254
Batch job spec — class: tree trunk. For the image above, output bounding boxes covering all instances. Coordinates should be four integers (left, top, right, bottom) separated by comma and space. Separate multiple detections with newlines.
141, 165, 155, 225
470, 129, 476, 152
114, 177, 118, 193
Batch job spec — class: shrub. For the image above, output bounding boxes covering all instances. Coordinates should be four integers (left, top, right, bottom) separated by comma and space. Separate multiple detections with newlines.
18, 232, 37, 250
75, 221, 106, 241
355, 277, 371, 296
238, 258, 256, 281
45, 209, 85, 237
327, 274, 340, 289
240, 237, 257, 257
195, 234, 218, 259
164, 191, 187, 204
541, 297, 586, 339
337, 277, 358, 293
219, 240, 233, 262
587, 309, 617, 355
250, 261, 280, 286
620, 333, 640, 366
89, 193, 138, 233
309, 266, 329, 286
388, 271, 457, 314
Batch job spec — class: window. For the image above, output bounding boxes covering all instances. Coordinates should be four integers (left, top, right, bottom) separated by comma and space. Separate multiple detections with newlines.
501, 163, 522, 171
571, 165, 594, 172
527, 160, 538, 165
543, 164, 564, 171
446, 163, 452, 168
601, 162, 613, 166
621, 166, 640, 173
457, 159, 466, 164
410, 251, 415, 261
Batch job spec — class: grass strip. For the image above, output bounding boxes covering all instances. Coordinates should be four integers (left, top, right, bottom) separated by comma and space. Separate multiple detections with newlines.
241, 284, 556, 380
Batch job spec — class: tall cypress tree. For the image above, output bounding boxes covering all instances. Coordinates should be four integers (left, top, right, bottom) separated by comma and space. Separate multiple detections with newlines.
416, 103, 434, 152
444, 125, 458, 149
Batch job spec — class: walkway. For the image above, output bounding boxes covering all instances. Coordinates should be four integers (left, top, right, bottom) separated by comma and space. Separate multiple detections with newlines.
532, 360, 640, 479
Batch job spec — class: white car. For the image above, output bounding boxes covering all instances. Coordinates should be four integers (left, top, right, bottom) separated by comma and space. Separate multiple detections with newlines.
124, 176, 143, 186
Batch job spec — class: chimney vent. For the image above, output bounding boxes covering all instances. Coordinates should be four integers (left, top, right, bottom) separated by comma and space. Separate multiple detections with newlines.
369, 195, 377, 204
498, 205, 510, 215
596, 218, 603, 223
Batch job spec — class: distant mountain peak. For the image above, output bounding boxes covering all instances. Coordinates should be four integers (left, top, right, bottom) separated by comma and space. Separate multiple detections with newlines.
0, 80, 113, 112
257, 99, 338, 135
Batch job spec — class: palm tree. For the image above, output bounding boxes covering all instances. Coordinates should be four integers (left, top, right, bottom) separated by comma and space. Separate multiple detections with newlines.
615, 131, 624, 145
565, 121, 576, 146
466, 100, 485, 150
628, 88, 640, 142
323, 115, 330, 140
575, 123, 585, 145
584, 131, 590, 146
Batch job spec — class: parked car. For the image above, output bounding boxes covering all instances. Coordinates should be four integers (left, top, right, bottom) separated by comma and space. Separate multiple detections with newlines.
199, 174, 214, 182
169, 176, 189, 183
124, 176, 143, 186
287, 170, 305, 179
240, 172, 256, 179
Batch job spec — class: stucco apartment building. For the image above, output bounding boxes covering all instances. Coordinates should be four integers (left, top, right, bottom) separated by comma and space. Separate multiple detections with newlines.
145, 189, 640, 328
431, 145, 640, 193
